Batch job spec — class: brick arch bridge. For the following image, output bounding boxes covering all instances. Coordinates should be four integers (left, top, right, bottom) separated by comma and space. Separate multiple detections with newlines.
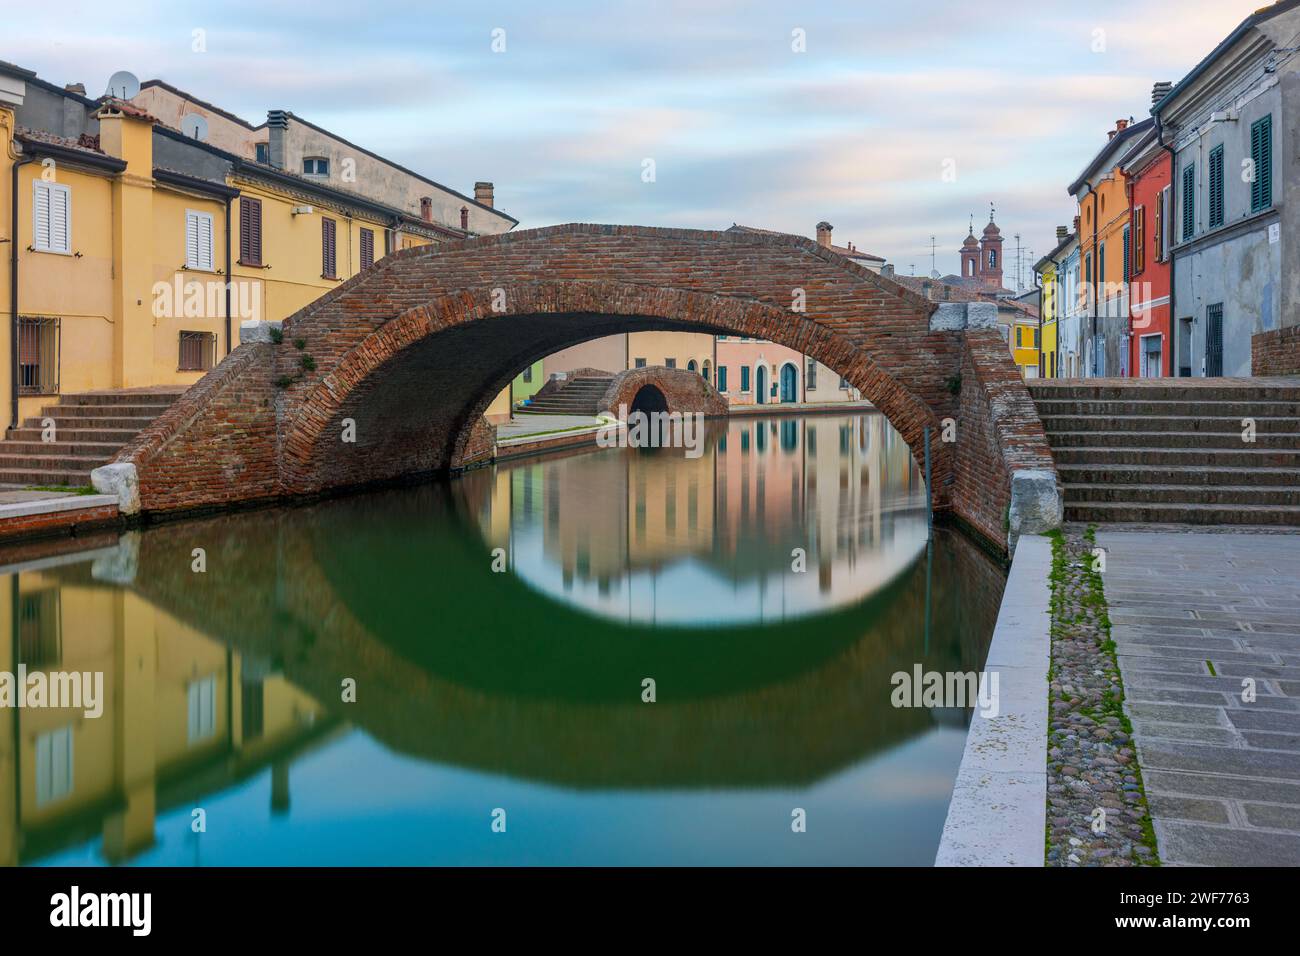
95, 224, 1060, 550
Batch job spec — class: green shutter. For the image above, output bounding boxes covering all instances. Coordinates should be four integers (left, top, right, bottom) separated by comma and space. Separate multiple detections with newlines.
1182, 163, 1195, 240
1208, 145, 1224, 228
1251, 115, 1272, 212
1122, 225, 1130, 282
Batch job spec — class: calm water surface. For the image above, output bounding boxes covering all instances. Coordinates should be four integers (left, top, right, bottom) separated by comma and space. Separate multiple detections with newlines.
2, 412, 1005, 866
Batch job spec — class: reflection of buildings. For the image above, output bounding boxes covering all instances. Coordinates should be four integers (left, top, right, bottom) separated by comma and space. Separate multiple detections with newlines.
0, 562, 330, 865
463, 413, 927, 622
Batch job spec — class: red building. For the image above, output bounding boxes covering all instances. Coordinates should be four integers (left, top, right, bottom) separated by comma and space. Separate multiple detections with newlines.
1121, 123, 1173, 376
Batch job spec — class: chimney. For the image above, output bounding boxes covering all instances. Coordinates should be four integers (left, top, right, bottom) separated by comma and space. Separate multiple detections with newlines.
474, 181, 494, 208
1073, 215, 1081, 231
266, 109, 289, 169
1151, 81, 1174, 109
460, 206, 469, 230
64, 82, 86, 96
816, 221, 833, 247
1056, 225, 1069, 243
420, 197, 432, 222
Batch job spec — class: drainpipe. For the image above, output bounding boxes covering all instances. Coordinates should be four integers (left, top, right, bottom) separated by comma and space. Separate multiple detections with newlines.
9, 154, 33, 433
223, 194, 233, 356
1154, 113, 1178, 377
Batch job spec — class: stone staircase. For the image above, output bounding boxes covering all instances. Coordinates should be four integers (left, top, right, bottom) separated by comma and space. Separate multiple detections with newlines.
1029, 379, 1300, 526
517, 375, 613, 415
0, 388, 186, 488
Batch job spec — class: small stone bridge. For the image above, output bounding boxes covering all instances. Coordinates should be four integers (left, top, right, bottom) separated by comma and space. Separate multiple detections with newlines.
93, 223, 1060, 551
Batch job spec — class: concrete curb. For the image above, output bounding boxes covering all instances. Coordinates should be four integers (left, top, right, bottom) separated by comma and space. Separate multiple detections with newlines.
935, 533, 1051, 866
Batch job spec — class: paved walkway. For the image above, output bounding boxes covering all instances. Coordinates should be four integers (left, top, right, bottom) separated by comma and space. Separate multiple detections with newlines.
1098, 529, 1300, 865
498, 414, 605, 441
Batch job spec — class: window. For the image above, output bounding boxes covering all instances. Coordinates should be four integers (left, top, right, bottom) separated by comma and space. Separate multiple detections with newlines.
805, 357, 817, 390
634, 357, 646, 368
32, 180, 70, 254
1181, 163, 1195, 240
360, 227, 375, 269
1097, 242, 1105, 285
35, 725, 73, 807
988, 249, 997, 269
1208, 144, 1224, 229
1158, 185, 1171, 260
1133, 205, 1145, 274
179, 330, 217, 371
302, 156, 329, 176
1122, 225, 1130, 283
522, 364, 533, 383
187, 675, 218, 744
17, 317, 59, 394
740, 366, 751, 392
185, 210, 215, 270
1251, 114, 1272, 212
322, 217, 337, 278
665, 358, 676, 369
239, 196, 263, 266
839, 375, 850, 389
18, 589, 61, 667
717, 366, 727, 392
255, 143, 269, 164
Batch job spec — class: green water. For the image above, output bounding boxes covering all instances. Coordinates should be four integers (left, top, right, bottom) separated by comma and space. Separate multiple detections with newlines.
3, 412, 1005, 866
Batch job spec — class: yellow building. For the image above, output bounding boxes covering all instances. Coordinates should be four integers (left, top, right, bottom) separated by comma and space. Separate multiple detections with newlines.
1011, 320, 1041, 377
0, 63, 518, 453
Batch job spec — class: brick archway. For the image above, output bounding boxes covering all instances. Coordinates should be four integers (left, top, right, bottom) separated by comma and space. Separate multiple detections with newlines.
101, 224, 1061, 551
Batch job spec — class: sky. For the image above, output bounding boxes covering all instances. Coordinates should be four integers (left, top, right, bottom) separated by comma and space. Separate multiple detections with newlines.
4, 0, 1269, 285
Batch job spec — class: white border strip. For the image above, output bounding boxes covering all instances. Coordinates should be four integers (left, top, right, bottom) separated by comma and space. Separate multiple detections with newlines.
935, 533, 1051, 866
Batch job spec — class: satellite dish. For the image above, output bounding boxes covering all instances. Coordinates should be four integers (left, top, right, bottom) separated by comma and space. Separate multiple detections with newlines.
181, 113, 209, 141
105, 70, 140, 100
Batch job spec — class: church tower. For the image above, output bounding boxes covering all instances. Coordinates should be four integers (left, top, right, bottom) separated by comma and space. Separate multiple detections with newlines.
978, 205, 1004, 291
959, 216, 980, 283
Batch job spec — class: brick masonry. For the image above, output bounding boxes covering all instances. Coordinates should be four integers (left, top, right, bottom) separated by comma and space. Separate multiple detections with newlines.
597, 366, 729, 418
1252, 326, 1300, 376
106, 224, 1055, 553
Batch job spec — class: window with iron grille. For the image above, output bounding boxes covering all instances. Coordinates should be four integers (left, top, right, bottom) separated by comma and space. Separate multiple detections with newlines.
1251, 114, 1272, 212
179, 330, 217, 371
1208, 145, 1224, 229
805, 357, 817, 390
322, 217, 337, 278
1205, 303, 1224, 377
360, 227, 375, 269
17, 316, 59, 395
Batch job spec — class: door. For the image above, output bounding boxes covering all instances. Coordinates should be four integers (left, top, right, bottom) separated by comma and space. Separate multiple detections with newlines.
1205, 304, 1223, 377
755, 366, 768, 404
1142, 336, 1162, 378
779, 363, 797, 403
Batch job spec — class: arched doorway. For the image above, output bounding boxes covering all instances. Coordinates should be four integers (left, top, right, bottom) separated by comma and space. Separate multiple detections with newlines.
702, 359, 711, 384
687, 359, 698, 374
779, 362, 798, 403
755, 365, 768, 404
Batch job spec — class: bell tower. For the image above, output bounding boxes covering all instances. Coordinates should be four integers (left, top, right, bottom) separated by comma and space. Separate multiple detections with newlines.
959, 215, 980, 282
978, 204, 1004, 291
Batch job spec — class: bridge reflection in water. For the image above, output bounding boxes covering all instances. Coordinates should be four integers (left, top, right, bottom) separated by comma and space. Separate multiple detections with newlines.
1, 412, 1006, 866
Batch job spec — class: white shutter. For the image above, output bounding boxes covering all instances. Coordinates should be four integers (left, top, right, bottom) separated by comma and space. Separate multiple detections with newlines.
185, 210, 214, 270
50, 184, 70, 253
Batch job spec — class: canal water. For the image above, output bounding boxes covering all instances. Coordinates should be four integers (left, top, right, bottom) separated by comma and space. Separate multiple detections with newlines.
1, 412, 1005, 866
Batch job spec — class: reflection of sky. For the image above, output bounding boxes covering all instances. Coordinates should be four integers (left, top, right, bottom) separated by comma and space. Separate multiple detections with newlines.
37, 726, 967, 867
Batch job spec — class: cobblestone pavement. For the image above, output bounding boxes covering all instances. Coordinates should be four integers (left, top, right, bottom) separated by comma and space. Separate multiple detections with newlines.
1047, 529, 1157, 866
1097, 529, 1300, 866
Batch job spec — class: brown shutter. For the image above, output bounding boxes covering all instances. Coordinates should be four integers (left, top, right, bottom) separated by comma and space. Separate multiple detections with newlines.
322, 218, 336, 277
360, 228, 374, 269
239, 197, 262, 265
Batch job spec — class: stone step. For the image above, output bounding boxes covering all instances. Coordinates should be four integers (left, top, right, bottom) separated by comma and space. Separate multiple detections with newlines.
36, 403, 167, 420
1065, 483, 1300, 506
1058, 463, 1300, 487
1042, 415, 1300, 434
7, 427, 139, 444
22, 415, 161, 431
0, 467, 92, 486
1047, 430, 1300, 449
0, 452, 113, 470
0, 440, 123, 458
1053, 446, 1300, 468
1033, 398, 1300, 417
1029, 381, 1300, 402
1065, 501, 1300, 526
57, 390, 184, 407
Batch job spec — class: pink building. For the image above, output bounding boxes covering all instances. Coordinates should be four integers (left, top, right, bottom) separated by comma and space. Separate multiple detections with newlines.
714, 337, 860, 406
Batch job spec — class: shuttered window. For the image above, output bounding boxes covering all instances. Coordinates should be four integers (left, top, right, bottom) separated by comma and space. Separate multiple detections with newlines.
1251, 114, 1272, 212
239, 196, 263, 266
1208, 145, 1224, 229
322, 217, 337, 278
360, 227, 375, 269
1122, 226, 1130, 283
1133, 206, 1145, 274
185, 210, 215, 270
32, 181, 71, 254
1181, 163, 1195, 241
